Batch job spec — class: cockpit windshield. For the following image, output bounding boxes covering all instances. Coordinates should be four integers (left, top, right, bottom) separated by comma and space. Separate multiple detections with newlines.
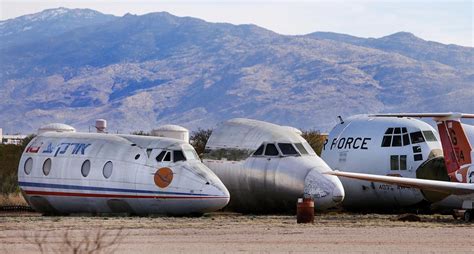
264, 144, 279, 156
410, 131, 424, 144
422, 131, 437, 142
278, 143, 299, 156
294, 143, 308, 155
173, 150, 186, 162
183, 148, 200, 161
251, 142, 315, 157
382, 127, 436, 147
156, 149, 193, 163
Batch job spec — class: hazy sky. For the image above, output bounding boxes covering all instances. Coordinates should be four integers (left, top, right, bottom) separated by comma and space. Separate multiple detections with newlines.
1, 0, 472, 46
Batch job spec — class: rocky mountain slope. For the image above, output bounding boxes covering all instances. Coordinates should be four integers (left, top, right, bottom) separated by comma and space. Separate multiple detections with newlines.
1, 8, 473, 133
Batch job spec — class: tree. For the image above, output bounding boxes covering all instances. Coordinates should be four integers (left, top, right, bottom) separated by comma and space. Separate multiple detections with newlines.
190, 128, 212, 157
301, 130, 327, 156
131, 131, 150, 136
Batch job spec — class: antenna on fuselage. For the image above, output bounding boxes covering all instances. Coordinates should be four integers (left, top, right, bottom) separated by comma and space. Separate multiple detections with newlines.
95, 119, 107, 133
337, 116, 344, 124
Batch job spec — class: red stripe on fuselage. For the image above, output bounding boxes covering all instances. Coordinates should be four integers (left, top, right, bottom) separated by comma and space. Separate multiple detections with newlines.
24, 190, 227, 199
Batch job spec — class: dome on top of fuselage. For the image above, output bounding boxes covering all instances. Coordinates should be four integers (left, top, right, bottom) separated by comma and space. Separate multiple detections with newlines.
207, 118, 306, 150
38, 123, 76, 135
151, 125, 189, 143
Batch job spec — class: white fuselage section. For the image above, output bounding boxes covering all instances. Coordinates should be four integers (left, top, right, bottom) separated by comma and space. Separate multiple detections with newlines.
321, 115, 444, 208
18, 132, 229, 215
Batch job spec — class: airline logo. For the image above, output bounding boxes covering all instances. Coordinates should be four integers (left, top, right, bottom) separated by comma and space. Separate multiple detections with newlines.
154, 167, 174, 188
42, 142, 91, 157
26, 142, 43, 153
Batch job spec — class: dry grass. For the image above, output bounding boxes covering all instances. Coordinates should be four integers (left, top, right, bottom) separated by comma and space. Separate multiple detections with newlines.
0, 213, 472, 253
0, 193, 28, 206
18, 227, 125, 254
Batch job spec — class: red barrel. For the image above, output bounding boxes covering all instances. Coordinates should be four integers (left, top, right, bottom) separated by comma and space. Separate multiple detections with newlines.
297, 197, 314, 223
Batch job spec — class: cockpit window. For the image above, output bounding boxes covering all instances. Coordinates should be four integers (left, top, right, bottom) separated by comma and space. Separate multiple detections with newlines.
264, 144, 279, 156
253, 145, 264, 156
294, 143, 308, 155
410, 131, 425, 144
278, 143, 299, 156
382, 127, 412, 147
382, 136, 392, 147
391, 135, 402, 147
164, 152, 171, 162
402, 133, 410, 146
422, 131, 437, 142
173, 150, 186, 162
183, 149, 199, 160
156, 151, 166, 162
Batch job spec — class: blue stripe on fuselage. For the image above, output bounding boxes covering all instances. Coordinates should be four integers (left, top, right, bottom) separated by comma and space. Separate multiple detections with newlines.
18, 181, 212, 197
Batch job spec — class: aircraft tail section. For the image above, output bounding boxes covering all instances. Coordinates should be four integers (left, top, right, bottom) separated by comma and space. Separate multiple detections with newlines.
437, 120, 472, 174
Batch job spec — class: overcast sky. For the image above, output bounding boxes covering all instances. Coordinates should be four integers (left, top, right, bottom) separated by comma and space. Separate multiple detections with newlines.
1, 0, 472, 47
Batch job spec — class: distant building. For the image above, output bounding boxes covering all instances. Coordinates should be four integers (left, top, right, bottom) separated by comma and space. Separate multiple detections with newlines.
0, 128, 27, 145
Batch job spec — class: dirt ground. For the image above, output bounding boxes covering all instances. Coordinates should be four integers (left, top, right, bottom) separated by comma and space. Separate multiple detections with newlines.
0, 212, 473, 254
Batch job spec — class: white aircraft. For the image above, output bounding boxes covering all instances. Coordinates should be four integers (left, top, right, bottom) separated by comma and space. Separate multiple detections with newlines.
327, 113, 474, 221
18, 122, 230, 216
321, 115, 445, 209
202, 118, 345, 213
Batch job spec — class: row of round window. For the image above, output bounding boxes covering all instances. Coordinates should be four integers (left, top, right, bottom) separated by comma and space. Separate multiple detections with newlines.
23, 158, 113, 178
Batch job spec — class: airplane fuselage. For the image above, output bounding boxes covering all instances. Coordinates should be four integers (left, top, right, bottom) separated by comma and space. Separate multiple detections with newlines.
322, 115, 445, 208
19, 131, 229, 216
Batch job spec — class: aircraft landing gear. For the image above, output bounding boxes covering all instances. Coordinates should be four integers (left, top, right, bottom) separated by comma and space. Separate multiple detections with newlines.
463, 209, 472, 222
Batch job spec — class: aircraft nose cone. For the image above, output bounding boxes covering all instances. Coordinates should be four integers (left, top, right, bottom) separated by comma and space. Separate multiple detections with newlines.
332, 183, 345, 203
304, 169, 345, 210
201, 184, 230, 212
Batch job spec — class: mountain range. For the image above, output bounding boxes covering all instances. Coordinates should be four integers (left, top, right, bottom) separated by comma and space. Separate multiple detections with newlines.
1, 7, 473, 134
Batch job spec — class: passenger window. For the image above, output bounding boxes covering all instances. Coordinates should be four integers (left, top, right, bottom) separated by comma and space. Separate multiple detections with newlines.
253, 145, 264, 156
410, 131, 425, 144
173, 150, 186, 162
103, 161, 113, 179
81, 160, 91, 177
156, 151, 166, 162
24, 157, 33, 175
294, 143, 308, 155
381, 136, 392, 147
390, 155, 399, 170
278, 143, 299, 156
392, 136, 402, 147
264, 144, 279, 156
164, 152, 171, 162
402, 134, 410, 146
400, 155, 407, 170
43, 158, 52, 176
422, 131, 437, 142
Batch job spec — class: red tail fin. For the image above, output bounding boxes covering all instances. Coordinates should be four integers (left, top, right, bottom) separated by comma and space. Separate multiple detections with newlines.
437, 120, 472, 174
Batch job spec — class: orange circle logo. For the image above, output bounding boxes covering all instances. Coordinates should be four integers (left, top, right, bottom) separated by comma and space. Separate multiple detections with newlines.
154, 167, 174, 188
